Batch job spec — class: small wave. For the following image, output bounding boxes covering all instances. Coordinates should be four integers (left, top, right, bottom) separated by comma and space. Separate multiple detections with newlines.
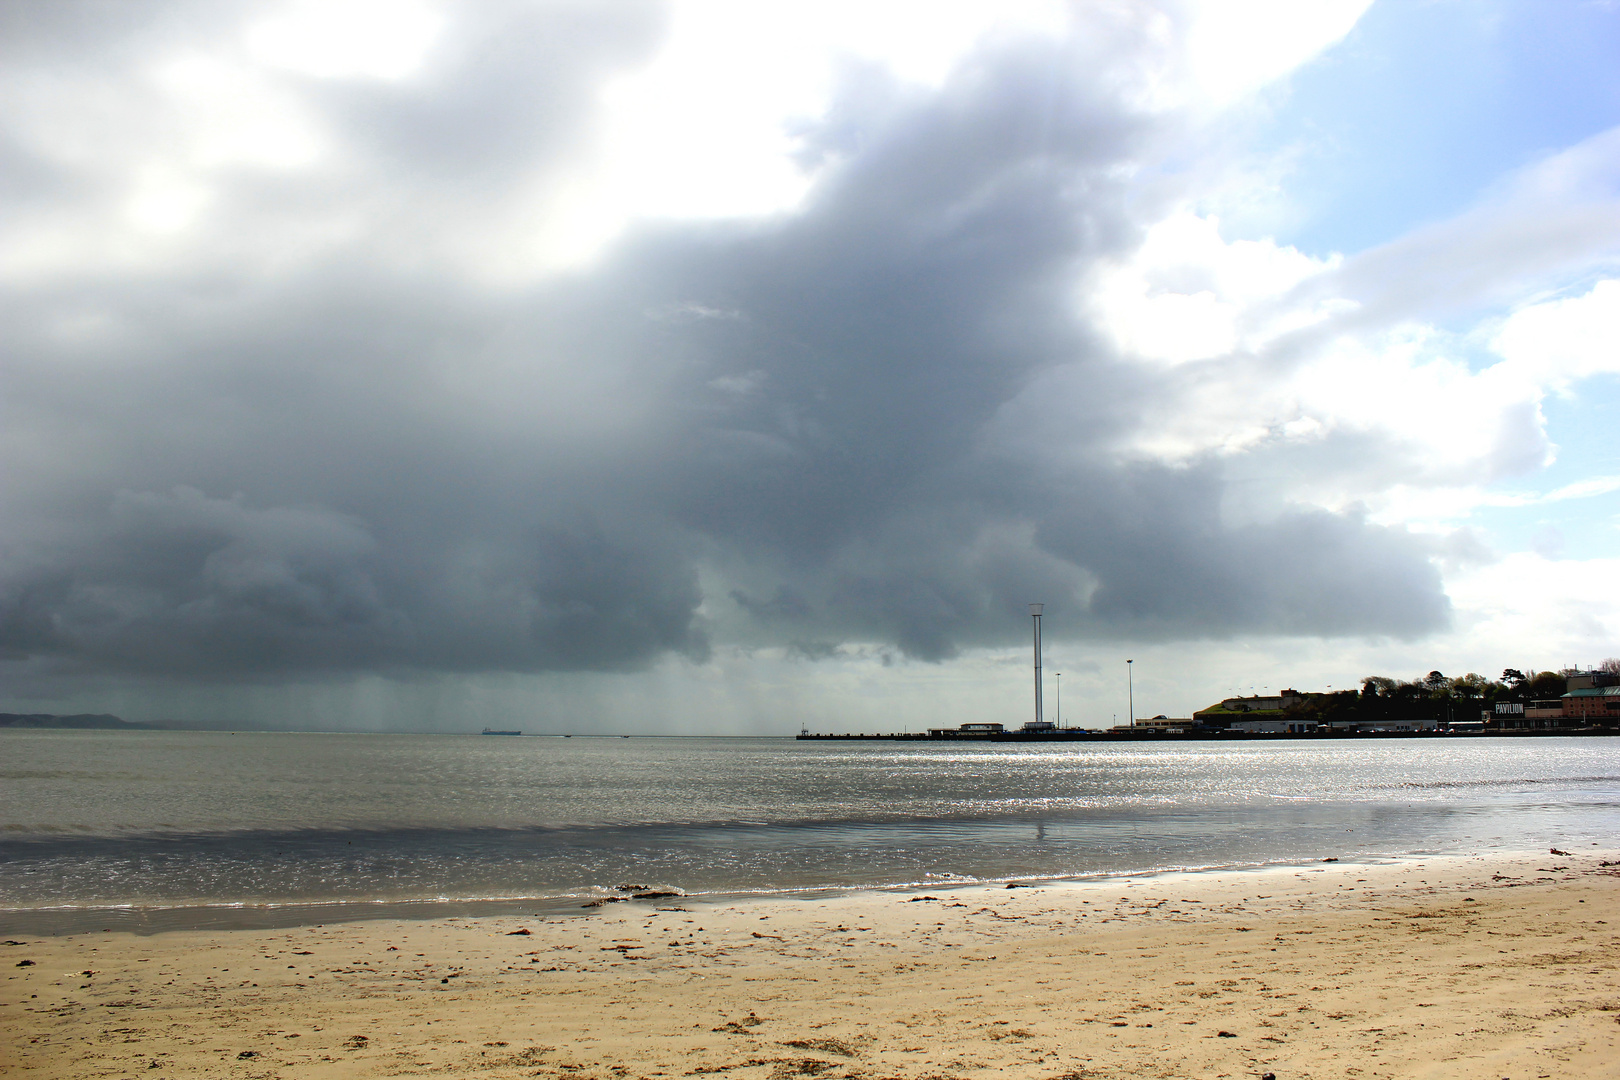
1377, 775, 1620, 791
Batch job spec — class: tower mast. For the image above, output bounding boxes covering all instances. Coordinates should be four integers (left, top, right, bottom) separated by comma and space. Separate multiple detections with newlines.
1029, 603, 1044, 727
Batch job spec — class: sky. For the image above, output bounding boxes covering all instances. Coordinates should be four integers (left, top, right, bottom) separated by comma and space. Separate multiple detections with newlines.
1, 0, 1617, 734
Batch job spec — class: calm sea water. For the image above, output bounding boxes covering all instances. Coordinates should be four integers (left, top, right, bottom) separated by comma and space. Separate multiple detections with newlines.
3, 731, 1617, 933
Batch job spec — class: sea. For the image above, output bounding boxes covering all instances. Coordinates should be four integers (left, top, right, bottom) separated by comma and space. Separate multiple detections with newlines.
3, 730, 1617, 935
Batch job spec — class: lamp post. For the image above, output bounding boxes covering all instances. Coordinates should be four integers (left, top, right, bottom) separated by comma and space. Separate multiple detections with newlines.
1127, 659, 1134, 728
1055, 673, 1061, 730
1029, 604, 1044, 728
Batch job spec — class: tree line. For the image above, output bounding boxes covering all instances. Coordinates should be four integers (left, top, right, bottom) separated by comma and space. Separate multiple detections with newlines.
1283, 659, 1620, 724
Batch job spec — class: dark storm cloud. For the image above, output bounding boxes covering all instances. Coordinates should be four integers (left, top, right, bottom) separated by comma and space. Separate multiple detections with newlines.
0, 3, 1450, 686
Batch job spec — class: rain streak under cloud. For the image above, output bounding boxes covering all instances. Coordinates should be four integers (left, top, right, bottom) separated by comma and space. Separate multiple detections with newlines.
1, 1, 1617, 730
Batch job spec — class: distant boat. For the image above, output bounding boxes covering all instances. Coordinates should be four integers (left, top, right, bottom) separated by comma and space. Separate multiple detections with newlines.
481, 728, 522, 736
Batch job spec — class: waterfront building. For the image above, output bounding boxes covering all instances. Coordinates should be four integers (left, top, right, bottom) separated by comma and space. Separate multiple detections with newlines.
1562, 686, 1620, 723
923, 722, 1007, 737
1112, 716, 1192, 733
1229, 718, 1319, 734
1566, 671, 1620, 691
1519, 700, 1568, 727
1327, 717, 1438, 733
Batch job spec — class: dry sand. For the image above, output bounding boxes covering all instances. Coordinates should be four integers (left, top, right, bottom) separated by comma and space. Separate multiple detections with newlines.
4, 850, 1618, 1080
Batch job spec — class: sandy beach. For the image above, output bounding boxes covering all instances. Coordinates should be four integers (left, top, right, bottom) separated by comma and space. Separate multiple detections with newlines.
4, 850, 1617, 1080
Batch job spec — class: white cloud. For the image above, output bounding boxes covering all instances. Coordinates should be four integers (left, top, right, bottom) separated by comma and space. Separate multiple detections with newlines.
1442, 551, 1620, 663
1179, 0, 1373, 108
1091, 182, 1619, 528
245, 0, 444, 81
152, 56, 324, 171
1494, 278, 1620, 393
0, 36, 329, 280
1090, 214, 1519, 484
1543, 475, 1620, 503
1089, 210, 1341, 365
125, 168, 212, 234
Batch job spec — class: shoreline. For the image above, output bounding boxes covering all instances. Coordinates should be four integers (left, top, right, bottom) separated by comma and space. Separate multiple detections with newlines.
0, 848, 1565, 938
6, 848, 1617, 1078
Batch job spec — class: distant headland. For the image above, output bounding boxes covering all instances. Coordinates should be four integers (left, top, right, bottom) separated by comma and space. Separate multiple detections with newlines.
0, 713, 158, 730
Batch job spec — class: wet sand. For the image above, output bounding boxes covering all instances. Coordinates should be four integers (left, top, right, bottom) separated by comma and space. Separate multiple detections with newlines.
4, 849, 1618, 1079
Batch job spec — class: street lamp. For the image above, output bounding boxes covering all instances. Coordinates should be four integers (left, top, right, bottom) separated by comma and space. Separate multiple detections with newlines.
1127, 659, 1134, 728
1055, 673, 1061, 730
